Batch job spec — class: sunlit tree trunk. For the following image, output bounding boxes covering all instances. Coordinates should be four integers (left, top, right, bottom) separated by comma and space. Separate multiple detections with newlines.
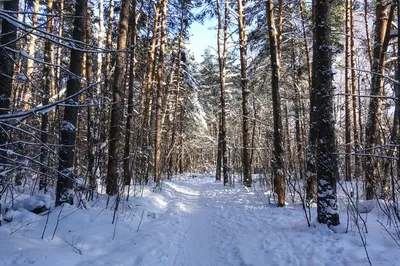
141, 0, 161, 183
154, 0, 168, 184
350, 0, 361, 182
365, 0, 392, 200
123, 0, 138, 186
86, 5, 96, 200
266, 0, 285, 206
344, 0, 352, 182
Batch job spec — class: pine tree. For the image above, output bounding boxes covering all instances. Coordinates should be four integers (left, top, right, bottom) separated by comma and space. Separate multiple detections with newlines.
266, 0, 285, 207
216, 0, 229, 185
313, 0, 340, 226
237, 0, 252, 187
55, 0, 87, 206
364, 0, 393, 200
154, 0, 169, 184
106, 0, 133, 195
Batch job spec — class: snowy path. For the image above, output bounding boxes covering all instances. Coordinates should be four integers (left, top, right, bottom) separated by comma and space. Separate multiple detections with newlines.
103, 176, 363, 266
1, 175, 399, 266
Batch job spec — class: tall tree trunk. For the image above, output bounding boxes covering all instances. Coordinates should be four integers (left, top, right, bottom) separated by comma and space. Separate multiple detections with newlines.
154, 0, 168, 184
305, 0, 317, 204
216, 0, 229, 185
0, 0, 18, 218
237, 0, 252, 187
55, 0, 87, 206
266, 0, 285, 206
97, 0, 114, 190
350, 0, 361, 182
168, 3, 185, 179
123, 0, 138, 186
95, 0, 105, 191
313, 0, 340, 226
143, 1, 161, 131
39, 0, 55, 191
106, 0, 132, 195
86, 5, 96, 200
291, 13, 305, 181
344, 0, 352, 182
365, 0, 391, 200
141, 0, 161, 183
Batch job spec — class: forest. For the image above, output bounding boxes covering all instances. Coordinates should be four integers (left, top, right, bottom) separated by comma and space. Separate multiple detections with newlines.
0, 0, 399, 265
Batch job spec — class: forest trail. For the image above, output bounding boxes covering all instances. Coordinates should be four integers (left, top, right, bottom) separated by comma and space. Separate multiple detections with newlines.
1, 175, 396, 266
115, 175, 354, 266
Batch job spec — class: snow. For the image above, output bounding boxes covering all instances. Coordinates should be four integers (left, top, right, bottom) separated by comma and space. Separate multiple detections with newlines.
62, 121, 76, 132
0, 174, 399, 265
8, 194, 52, 213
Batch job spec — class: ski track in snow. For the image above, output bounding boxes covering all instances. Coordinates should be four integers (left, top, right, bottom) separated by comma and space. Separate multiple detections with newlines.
1, 175, 399, 266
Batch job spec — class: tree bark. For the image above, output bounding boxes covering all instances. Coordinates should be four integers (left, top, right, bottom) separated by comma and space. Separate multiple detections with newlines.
350, 0, 361, 182
365, 0, 391, 200
0, 0, 18, 166
154, 0, 168, 184
123, 0, 138, 186
39, 0, 55, 191
306, 0, 317, 204
55, 0, 87, 206
168, 6, 185, 179
237, 0, 252, 187
140, 0, 161, 183
266, 0, 285, 206
313, 0, 340, 226
106, 0, 132, 195
98, 0, 114, 190
86, 5, 96, 200
143, 1, 161, 131
216, 0, 229, 185
344, 0, 352, 182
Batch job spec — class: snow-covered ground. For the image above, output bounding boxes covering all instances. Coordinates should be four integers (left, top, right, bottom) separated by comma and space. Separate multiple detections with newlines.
0, 174, 399, 265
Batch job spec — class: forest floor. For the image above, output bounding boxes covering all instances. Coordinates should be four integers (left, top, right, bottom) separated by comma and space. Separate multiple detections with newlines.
0, 174, 399, 266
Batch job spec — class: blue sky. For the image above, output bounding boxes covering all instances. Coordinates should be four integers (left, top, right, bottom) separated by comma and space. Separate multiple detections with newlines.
188, 19, 217, 62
